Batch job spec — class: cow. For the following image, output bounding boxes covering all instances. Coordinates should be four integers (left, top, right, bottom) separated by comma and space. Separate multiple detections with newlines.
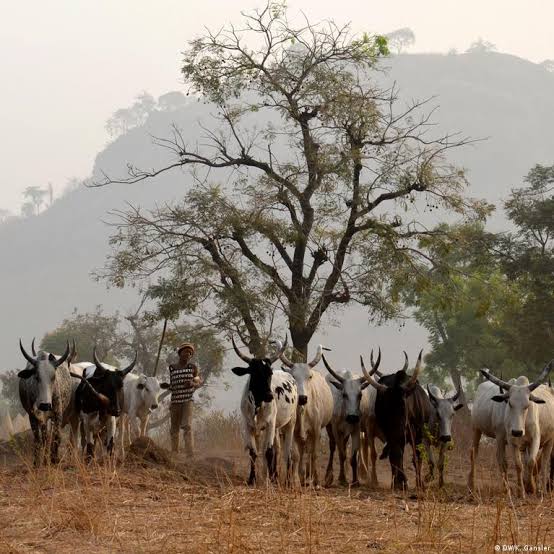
118, 373, 170, 450
278, 343, 334, 488
322, 351, 379, 487
468, 362, 554, 497
425, 383, 464, 487
231, 337, 297, 485
362, 350, 432, 490
18, 339, 72, 465
73, 348, 136, 460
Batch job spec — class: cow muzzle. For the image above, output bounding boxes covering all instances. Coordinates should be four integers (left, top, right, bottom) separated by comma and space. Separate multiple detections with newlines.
440, 435, 451, 443
298, 395, 308, 406
38, 403, 52, 412
346, 414, 359, 424
151, 404, 158, 410
264, 393, 274, 403
511, 429, 523, 438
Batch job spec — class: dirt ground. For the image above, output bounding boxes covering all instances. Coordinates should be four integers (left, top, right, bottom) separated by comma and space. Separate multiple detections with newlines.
1, 418, 553, 554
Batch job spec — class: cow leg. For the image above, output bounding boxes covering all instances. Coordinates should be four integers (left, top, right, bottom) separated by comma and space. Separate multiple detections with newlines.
310, 429, 321, 488
468, 428, 482, 492
263, 417, 278, 483
369, 431, 379, 487
83, 415, 96, 462
438, 443, 446, 488
512, 443, 525, 498
336, 433, 348, 486
40, 422, 49, 465
496, 437, 509, 493
50, 412, 61, 464
139, 416, 148, 439
105, 416, 117, 458
538, 441, 553, 493
350, 428, 360, 487
525, 434, 541, 494
29, 415, 42, 467
282, 420, 296, 487
424, 436, 435, 484
358, 430, 369, 482
324, 424, 335, 487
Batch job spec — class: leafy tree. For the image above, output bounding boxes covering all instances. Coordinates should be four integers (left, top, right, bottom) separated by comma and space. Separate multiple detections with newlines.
22, 186, 48, 216
105, 91, 157, 138
466, 38, 497, 54
0, 208, 12, 223
539, 60, 554, 73
94, 2, 490, 359
40, 306, 124, 365
385, 28, 415, 54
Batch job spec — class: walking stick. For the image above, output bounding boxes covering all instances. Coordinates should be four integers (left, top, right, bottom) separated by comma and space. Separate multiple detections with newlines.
153, 318, 168, 377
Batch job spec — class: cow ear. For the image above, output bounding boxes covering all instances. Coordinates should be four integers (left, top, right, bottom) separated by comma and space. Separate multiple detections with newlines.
454, 403, 464, 411
48, 353, 57, 364
137, 383, 145, 390
530, 395, 545, 404
491, 395, 508, 403
231, 366, 250, 376
160, 382, 170, 389
360, 380, 370, 390
329, 380, 342, 390
18, 368, 36, 379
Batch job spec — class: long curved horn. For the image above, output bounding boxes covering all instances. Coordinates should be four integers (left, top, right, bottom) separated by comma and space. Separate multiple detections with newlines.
427, 384, 439, 404
360, 355, 388, 392
370, 348, 383, 377
19, 339, 37, 366
322, 354, 344, 383
70, 372, 109, 406
93, 346, 110, 373
231, 337, 253, 364
31, 338, 37, 357
120, 352, 137, 376
479, 368, 511, 391
529, 360, 553, 392
53, 341, 71, 368
404, 349, 423, 389
68, 339, 77, 364
370, 347, 382, 376
308, 344, 324, 368
400, 351, 409, 372
278, 337, 294, 368
269, 335, 287, 364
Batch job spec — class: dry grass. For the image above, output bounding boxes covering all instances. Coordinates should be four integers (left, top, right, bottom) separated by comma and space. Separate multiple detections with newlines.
1, 412, 553, 553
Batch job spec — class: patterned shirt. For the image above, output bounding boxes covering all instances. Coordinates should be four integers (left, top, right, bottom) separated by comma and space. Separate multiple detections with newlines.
169, 363, 198, 404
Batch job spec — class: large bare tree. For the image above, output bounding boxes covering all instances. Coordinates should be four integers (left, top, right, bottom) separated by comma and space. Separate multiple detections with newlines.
94, 2, 490, 358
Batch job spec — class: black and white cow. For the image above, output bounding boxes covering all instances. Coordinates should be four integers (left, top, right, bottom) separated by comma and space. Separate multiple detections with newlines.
18, 339, 72, 465
231, 337, 298, 485
73, 348, 136, 460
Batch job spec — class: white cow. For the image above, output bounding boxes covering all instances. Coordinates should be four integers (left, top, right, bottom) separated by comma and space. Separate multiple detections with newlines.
232, 338, 298, 485
278, 343, 334, 487
322, 353, 375, 487
469, 362, 554, 496
426, 383, 464, 487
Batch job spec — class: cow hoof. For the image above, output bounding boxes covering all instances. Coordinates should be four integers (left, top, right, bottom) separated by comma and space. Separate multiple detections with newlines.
338, 478, 348, 487
350, 481, 360, 488
324, 475, 334, 488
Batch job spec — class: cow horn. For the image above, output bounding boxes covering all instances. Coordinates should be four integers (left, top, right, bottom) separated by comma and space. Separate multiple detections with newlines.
277, 337, 294, 368
404, 349, 423, 389
31, 338, 37, 357
53, 341, 71, 368
70, 372, 110, 406
269, 335, 287, 364
479, 368, 510, 390
528, 360, 553, 392
231, 337, 253, 363
19, 339, 37, 366
121, 352, 138, 376
322, 354, 344, 383
360, 355, 388, 392
370, 348, 383, 377
400, 351, 409, 372
68, 339, 77, 364
427, 384, 439, 404
308, 344, 324, 368
93, 346, 110, 373
370, 347, 382, 375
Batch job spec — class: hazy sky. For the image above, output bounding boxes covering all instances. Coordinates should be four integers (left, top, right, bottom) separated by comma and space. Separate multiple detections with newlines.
1, 0, 552, 213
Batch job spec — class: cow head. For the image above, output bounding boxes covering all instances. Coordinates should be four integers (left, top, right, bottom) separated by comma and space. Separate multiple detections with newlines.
323, 351, 378, 424
480, 362, 552, 438
87, 348, 137, 417
18, 339, 71, 417
279, 343, 329, 406
136, 375, 170, 411
230, 337, 287, 408
427, 384, 464, 443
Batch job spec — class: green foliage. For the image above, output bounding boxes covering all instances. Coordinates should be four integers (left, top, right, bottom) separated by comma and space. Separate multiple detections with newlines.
0, 370, 25, 417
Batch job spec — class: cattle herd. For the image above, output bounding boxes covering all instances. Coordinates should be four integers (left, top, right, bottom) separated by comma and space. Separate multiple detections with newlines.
12, 337, 554, 498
